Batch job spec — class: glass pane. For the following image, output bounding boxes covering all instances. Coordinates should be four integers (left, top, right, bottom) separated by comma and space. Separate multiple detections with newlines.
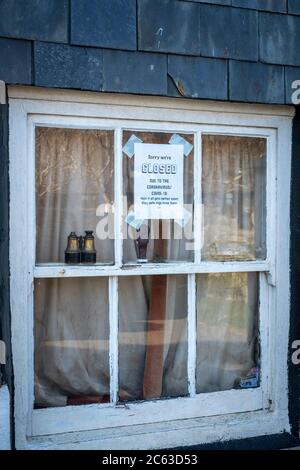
36, 127, 114, 264
123, 131, 194, 264
202, 135, 266, 261
34, 277, 109, 408
118, 275, 188, 402
196, 272, 260, 393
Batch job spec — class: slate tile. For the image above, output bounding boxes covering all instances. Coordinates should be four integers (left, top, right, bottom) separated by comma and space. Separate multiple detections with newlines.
71, 0, 136, 50
201, 5, 258, 61
183, 0, 231, 4
285, 67, 300, 104
288, 0, 300, 15
138, 0, 200, 55
34, 42, 103, 91
0, 38, 32, 85
232, 0, 286, 13
167, 75, 181, 97
103, 50, 167, 95
260, 13, 300, 66
229, 60, 285, 103
0, 0, 68, 43
168, 55, 228, 100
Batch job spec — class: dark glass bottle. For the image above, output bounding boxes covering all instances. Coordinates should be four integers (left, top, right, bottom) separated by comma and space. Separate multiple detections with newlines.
81, 230, 97, 263
65, 232, 80, 264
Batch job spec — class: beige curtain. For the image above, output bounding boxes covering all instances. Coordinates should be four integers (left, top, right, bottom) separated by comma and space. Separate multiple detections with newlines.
202, 135, 266, 261
36, 127, 114, 264
118, 275, 188, 402
34, 129, 261, 408
34, 277, 110, 406
35, 128, 114, 407
196, 272, 258, 393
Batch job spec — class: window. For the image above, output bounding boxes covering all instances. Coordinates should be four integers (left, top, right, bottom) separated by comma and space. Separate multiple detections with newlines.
9, 89, 293, 449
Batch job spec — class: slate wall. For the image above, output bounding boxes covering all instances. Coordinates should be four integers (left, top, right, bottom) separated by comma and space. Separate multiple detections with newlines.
290, 105, 300, 437
0, 101, 13, 448
0, 0, 300, 104
0, 0, 299, 446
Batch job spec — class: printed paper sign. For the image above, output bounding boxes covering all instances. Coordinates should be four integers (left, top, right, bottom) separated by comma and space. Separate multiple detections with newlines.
134, 143, 184, 219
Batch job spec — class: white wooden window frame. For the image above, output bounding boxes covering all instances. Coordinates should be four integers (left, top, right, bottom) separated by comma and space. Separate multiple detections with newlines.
8, 86, 294, 450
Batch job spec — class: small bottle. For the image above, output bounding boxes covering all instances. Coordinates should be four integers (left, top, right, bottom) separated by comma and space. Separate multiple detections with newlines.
81, 230, 97, 263
65, 232, 80, 264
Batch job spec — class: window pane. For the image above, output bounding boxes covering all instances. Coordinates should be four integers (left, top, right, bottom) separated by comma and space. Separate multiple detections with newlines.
118, 275, 188, 402
196, 272, 259, 393
123, 131, 194, 264
202, 135, 266, 261
34, 277, 109, 408
36, 127, 114, 264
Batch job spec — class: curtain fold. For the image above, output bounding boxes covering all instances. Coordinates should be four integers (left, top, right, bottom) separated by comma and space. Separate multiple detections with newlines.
36, 127, 115, 264
202, 135, 266, 261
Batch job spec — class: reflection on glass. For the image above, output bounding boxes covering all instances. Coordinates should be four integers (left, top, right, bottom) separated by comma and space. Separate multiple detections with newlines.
35, 128, 114, 264
202, 135, 266, 261
34, 277, 109, 408
118, 275, 188, 402
122, 131, 194, 264
196, 272, 259, 393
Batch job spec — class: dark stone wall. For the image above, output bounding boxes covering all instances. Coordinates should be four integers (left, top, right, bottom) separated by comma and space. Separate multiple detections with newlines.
0, 100, 13, 447
0, 0, 300, 104
0, 0, 299, 446
290, 106, 300, 436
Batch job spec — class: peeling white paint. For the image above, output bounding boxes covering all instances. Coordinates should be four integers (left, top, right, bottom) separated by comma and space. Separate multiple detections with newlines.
0, 386, 11, 450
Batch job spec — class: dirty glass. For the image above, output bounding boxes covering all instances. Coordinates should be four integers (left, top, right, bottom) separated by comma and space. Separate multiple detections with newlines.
196, 272, 259, 393
118, 274, 188, 402
35, 127, 114, 264
34, 277, 109, 408
202, 135, 266, 261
